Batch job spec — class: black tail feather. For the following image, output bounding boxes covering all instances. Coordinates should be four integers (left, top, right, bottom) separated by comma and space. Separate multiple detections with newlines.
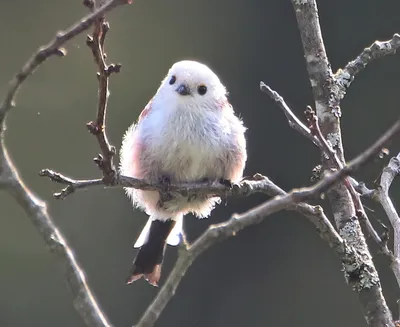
127, 219, 176, 286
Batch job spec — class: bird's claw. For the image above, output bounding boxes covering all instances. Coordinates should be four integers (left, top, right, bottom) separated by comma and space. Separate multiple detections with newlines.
219, 178, 233, 188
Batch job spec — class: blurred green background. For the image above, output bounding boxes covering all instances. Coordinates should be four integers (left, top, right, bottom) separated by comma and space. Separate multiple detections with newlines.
0, 0, 399, 326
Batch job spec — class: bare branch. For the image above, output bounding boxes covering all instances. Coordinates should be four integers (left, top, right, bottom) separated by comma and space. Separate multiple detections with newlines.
260, 82, 392, 258
260, 82, 322, 148
304, 106, 393, 255
352, 177, 376, 198
358, 154, 400, 290
0, 0, 130, 123
39, 170, 105, 199
38, 0, 128, 200
378, 154, 400, 241
38, 169, 313, 201
0, 171, 111, 327
135, 117, 400, 327
376, 153, 400, 289
291, 0, 394, 326
0, 1, 132, 326
85, 1, 120, 182
336, 34, 400, 92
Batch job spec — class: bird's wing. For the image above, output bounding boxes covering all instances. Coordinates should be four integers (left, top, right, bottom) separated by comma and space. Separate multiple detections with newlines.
137, 98, 153, 123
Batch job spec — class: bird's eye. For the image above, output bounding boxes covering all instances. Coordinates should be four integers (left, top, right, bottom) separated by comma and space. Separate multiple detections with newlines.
169, 75, 176, 85
197, 85, 207, 95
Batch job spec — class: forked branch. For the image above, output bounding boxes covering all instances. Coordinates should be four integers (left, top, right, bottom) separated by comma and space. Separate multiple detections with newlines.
0, 1, 131, 326
85, 0, 121, 182
355, 153, 400, 290
335, 33, 400, 92
264, 81, 394, 271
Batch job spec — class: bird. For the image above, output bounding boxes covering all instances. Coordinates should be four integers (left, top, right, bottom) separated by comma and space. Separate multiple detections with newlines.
119, 60, 247, 286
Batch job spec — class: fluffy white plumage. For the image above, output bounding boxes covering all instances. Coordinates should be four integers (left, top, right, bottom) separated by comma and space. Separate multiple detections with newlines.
120, 60, 247, 285
120, 60, 246, 220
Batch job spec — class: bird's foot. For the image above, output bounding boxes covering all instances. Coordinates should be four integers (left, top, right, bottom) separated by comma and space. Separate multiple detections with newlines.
219, 178, 233, 188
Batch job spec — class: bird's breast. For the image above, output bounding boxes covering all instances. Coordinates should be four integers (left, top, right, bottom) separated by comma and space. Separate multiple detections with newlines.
144, 109, 226, 182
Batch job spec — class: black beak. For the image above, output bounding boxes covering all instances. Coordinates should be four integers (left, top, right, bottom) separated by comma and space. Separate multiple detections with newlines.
176, 83, 191, 96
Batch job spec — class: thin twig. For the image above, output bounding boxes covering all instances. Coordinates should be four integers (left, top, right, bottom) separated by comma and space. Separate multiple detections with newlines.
378, 153, 400, 255
260, 82, 322, 148
304, 106, 392, 255
376, 153, 400, 290
0, 1, 131, 326
85, 1, 121, 182
359, 153, 400, 289
38, 169, 293, 200
0, 0, 130, 124
134, 116, 400, 327
352, 177, 376, 198
335, 34, 400, 92
261, 82, 392, 257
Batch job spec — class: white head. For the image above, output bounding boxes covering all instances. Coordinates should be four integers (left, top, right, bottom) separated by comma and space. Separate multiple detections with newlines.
154, 60, 228, 112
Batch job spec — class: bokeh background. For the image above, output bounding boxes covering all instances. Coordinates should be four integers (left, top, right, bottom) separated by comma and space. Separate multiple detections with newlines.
0, 0, 399, 326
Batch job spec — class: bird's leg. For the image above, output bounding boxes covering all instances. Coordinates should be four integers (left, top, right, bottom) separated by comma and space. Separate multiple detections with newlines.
200, 177, 232, 188
159, 174, 171, 187
158, 174, 173, 206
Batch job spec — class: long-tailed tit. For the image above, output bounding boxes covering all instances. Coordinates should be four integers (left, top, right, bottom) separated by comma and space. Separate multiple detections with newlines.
120, 60, 247, 286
